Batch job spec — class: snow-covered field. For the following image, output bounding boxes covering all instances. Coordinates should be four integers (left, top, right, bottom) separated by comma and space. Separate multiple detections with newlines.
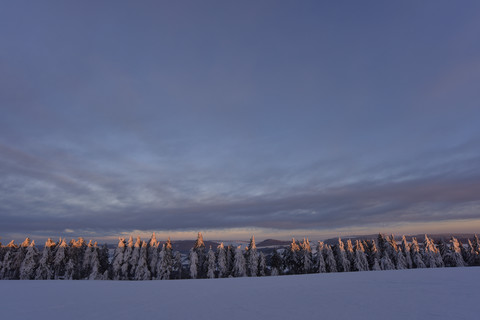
1, 267, 478, 320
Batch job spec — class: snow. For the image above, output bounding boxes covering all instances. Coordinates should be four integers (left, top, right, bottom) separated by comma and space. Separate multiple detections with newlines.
1, 267, 478, 320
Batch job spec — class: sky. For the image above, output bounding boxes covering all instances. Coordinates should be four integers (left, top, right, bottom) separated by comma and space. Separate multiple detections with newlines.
1, 1, 480, 243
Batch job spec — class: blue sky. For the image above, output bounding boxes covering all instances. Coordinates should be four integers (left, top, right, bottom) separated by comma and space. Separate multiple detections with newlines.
1, 1, 480, 242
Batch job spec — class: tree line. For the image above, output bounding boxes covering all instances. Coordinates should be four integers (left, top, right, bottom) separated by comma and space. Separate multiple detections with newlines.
0, 233, 479, 280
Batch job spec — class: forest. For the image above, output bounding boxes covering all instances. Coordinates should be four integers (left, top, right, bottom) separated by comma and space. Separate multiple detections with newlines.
0, 233, 478, 280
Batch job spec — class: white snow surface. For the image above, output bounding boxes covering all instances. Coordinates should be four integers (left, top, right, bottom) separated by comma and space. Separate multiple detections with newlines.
1, 267, 478, 320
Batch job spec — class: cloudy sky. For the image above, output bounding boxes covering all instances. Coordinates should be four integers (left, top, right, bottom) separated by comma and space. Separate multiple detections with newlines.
1, 1, 480, 242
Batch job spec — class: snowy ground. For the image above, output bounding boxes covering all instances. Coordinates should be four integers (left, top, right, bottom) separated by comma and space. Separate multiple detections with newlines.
1, 267, 478, 320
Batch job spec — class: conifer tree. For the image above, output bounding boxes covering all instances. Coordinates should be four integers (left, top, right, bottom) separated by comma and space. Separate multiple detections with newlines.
193, 233, 206, 278
270, 248, 283, 276
226, 245, 235, 277
35, 238, 56, 280
233, 245, 246, 277
216, 243, 227, 278
353, 240, 369, 271
121, 236, 134, 280
316, 242, 326, 273
334, 238, 351, 272
443, 237, 465, 267
245, 236, 258, 277
20, 240, 39, 280
173, 251, 183, 279
129, 236, 142, 279
148, 233, 159, 278
134, 242, 151, 280
299, 238, 313, 274
365, 240, 381, 271
258, 252, 266, 277
410, 237, 426, 269
157, 240, 173, 280
88, 244, 104, 280
284, 238, 301, 274
206, 246, 216, 279
323, 244, 338, 273
111, 238, 126, 280
345, 239, 356, 267
401, 236, 413, 269
0, 241, 17, 279
53, 239, 69, 279
189, 248, 198, 279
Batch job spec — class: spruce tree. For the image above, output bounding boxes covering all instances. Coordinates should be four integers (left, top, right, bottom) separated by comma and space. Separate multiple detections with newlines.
334, 238, 351, 272
216, 243, 227, 278
258, 252, 266, 277
206, 246, 216, 279
284, 238, 301, 274
410, 237, 426, 269
316, 242, 327, 273
134, 242, 151, 280
270, 248, 283, 276
245, 236, 258, 277
111, 238, 126, 280
401, 236, 413, 269
193, 233, 206, 278
121, 236, 134, 280
35, 238, 56, 280
233, 245, 246, 277
299, 238, 313, 274
189, 248, 198, 279
20, 240, 39, 280
52, 239, 68, 279
173, 251, 183, 279
323, 244, 338, 273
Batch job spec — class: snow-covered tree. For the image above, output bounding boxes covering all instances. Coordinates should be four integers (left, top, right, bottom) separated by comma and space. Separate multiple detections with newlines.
365, 240, 380, 271
173, 251, 183, 279
316, 241, 326, 273
193, 233, 206, 278
53, 239, 69, 279
284, 238, 301, 274
401, 235, 413, 269
226, 245, 235, 277
157, 239, 173, 280
443, 237, 465, 267
121, 236, 134, 280
134, 242, 151, 280
353, 240, 369, 272
111, 238, 126, 280
423, 235, 444, 268
148, 233, 159, 279
258, 252, 266, 277
88, 244, 105, 280
20, 240, 39, 280
0, 241, 17, 279
35, 238, 56, 280
410, 237, 426, 269
216, 243, 227, 278
206, 246, 216, 279
299, 238, 313, 274
128, 236, 142, 279
245, 236, 258, 277
233, 245, 246, 277
189, 248, 198, 279
334, 238, 350, 272
323, 244, 338, 273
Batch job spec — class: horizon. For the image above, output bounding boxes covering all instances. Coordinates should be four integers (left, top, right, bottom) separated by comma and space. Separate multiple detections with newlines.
1, 1, 480, 241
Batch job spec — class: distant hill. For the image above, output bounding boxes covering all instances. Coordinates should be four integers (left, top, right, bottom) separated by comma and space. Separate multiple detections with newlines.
256, 239, 291, 247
